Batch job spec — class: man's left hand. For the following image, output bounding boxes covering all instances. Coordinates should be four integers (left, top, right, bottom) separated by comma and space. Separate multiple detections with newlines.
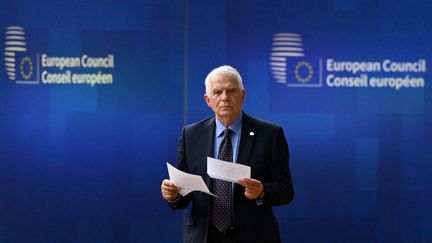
236, 178, 264, 200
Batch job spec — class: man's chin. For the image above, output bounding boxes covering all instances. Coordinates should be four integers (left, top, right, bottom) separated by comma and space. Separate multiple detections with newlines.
219, 107, 234, 113
219, 110, 233, 115
217, 111, 239, 119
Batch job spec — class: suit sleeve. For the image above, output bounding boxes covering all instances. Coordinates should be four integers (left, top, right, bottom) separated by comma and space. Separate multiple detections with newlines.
261, 127, 294, 206
167, 127, 193, 209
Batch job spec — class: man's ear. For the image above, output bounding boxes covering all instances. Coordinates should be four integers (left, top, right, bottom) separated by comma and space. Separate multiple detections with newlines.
204, 94, 212, 108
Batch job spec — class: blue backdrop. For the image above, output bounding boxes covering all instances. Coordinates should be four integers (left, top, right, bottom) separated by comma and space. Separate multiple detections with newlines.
0, 0, 431, 242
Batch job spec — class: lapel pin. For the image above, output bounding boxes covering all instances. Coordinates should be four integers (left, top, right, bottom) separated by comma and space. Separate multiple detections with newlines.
250, 132, 255, 136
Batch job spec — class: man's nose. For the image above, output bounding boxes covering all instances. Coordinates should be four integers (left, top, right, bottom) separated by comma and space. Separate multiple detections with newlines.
220, 90, 229, 101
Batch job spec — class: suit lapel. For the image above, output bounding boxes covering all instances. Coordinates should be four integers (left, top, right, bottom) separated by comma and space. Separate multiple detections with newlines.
234, 113, 255, 203
202, 117, 215, 187
237, 113, 255, 166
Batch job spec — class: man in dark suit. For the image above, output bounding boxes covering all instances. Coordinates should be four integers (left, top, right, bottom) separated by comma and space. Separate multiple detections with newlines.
161, 65, 294, 243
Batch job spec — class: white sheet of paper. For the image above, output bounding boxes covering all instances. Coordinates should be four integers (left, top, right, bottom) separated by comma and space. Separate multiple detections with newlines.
166, 162, 216, 197
207, 157, 251, 182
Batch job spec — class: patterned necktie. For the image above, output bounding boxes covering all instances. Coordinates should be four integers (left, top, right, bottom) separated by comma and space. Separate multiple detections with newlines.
212, 128, 233, 232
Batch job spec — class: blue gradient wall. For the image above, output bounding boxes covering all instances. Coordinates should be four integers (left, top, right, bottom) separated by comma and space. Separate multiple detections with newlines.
1, 0, 431, 242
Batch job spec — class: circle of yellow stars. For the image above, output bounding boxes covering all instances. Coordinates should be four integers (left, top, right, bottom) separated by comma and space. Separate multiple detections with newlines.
294, 61, 313, 83
20, 56, 33, 80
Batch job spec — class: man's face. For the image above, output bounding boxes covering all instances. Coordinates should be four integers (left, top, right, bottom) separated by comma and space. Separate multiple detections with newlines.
204, 73, 245, 124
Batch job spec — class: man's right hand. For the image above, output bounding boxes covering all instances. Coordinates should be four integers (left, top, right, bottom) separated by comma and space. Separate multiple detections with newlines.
161, 179, 180, 201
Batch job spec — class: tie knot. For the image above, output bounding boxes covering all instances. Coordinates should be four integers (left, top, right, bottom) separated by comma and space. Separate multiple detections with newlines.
223, 128, 233, 138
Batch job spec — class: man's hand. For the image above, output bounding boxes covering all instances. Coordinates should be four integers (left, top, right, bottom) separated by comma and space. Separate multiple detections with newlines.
236, 178, 264, 200
161, 179, 180, 201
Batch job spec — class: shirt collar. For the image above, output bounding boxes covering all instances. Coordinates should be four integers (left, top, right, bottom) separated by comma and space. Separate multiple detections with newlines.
215, 112, 243, 138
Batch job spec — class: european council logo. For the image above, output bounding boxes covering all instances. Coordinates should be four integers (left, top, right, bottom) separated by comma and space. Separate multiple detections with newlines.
270, 33, 321, 87
4, 26, 39, 84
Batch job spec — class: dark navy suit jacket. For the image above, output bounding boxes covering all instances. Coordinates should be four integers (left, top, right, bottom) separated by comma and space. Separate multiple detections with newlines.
169, 113, 294, 243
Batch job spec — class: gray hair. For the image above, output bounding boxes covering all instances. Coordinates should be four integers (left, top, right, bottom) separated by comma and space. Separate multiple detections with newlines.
205, 65, 245, 96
